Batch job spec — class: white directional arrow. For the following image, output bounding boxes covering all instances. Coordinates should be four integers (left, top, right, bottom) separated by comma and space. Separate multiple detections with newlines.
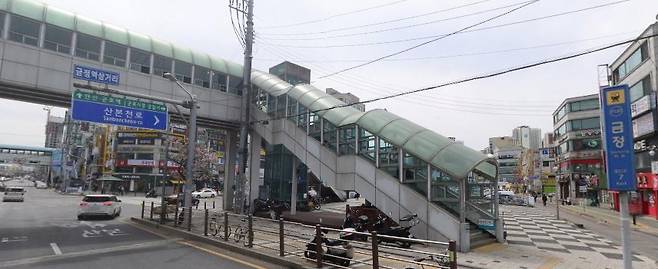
154, 115, 160, 126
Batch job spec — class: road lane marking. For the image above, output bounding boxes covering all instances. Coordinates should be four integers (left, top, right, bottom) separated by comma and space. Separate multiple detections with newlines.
49, 243, 62, 255
0, 239, 179, 268
178, 241, 267, 269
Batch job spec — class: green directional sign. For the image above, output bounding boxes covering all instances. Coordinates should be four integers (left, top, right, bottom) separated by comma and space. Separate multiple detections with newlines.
73, 89, 167, 112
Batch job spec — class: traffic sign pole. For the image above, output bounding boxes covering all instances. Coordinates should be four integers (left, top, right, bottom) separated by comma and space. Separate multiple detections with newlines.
619, 192, 632, 269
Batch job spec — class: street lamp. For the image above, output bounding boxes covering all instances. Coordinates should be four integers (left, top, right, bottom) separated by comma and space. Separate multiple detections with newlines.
164, 72, 198, 210
554, 165, 560, 220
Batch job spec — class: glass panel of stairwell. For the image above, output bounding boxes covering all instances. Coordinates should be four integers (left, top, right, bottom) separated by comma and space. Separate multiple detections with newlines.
308, 112, 321, 141
358, 128, 376, 163
338, 125, 356, 155
323, 121, 337, 151
465, 171, 496, 223
297, 105, 307, 130
276, 95, 286, 119
267, 94, 277, 117
378, 138, 399, 179
286, 96, 297, 122
402, 153, 428, 196
429, 167, 461, 217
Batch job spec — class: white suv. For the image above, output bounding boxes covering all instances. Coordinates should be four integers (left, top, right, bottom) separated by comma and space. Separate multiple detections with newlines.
2, 187, 25, 202
78, 195, 122, 220
192, 188, 218, 198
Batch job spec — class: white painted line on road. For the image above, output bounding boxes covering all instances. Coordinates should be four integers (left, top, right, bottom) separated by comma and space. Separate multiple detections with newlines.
50, 243, 62, 255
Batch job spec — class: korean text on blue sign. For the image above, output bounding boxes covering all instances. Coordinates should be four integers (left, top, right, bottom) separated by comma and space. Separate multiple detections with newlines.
73, 65, 120, 85
600, 85, 636, 191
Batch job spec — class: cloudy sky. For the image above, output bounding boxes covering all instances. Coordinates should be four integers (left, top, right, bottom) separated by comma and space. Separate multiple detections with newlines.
1, 0, 656, 150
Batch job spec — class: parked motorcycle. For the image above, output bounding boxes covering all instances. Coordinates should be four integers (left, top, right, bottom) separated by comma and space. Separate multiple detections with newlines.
340, 215, 369, 242
145, 189, 158, 198
304, 233, 354, 267
372, 214, 419, 248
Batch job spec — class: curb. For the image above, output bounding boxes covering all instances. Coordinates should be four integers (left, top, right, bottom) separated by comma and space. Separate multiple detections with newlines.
130, 217, 305, 269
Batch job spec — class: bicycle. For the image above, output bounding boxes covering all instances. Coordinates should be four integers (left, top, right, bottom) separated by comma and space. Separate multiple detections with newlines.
410, 253, 451, 269
208, 215, 230, 239
232, 218, 250, 246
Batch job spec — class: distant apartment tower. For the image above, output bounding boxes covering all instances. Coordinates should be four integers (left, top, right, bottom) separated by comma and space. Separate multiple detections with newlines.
512, 126, 541, 150
326, 88, 365, 112
45, 116, 64, 148
542, 133, 555, 148
269, 61, 311, 85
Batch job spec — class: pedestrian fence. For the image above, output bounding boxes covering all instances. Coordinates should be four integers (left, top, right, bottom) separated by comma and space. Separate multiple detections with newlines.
141, 201, 456, 269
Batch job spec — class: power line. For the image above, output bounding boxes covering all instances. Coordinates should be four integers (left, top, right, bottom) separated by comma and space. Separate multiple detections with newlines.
259, 0, 409, 29
258, 0, 630, 48
251, 34, 658, 124
259, 0, 497, 36
255, 31, 636, 63
316, 0, 540, 80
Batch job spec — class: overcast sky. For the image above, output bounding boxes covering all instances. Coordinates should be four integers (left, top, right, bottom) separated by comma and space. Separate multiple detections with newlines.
0, 0, 656, 150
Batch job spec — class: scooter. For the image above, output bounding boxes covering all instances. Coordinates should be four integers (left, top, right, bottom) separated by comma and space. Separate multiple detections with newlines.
145, 189, 158, 198
304, 234, 354, 267
372, 214, 419, 248
340, 215, 369, 242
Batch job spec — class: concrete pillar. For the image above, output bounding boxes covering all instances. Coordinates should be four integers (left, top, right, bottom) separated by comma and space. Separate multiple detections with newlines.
291, 157, 298, 215
223, 130, 238, 211
459, 177, 470, 252
248, 131, 262, 207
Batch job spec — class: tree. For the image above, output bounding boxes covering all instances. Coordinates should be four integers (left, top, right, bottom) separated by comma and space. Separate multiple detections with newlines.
168, 136, 219, 182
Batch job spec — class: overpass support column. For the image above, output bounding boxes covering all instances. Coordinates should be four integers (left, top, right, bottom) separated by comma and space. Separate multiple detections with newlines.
290, 157, 298, 215
459, 178, 470, 252
224, 130, 238, 211
247, 131, 262, 210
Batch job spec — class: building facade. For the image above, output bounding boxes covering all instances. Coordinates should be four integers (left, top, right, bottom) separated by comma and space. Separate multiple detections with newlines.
45, 115, 64, 148
489, 136, 522, 187
269, 61, 311, 85
552, 94, 604, 202
513, 126, 542, 150
326, 88, 366, 112
609, 21, 658, 220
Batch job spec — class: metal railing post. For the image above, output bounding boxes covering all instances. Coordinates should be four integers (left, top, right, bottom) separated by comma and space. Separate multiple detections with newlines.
371, 231, 379, 269
141, 201, 145, 219
196, 201, 199, 210
213, 200, 216, 209
174, 204, 179, 227
247, 214, 253, 248
204, 201, 207, 210
223, 211, 229, 241
204, 209, 209, 236
279, 217, 284, 257
187, 206, 192, 231
449, 240, 457, 269
160, 197, 166, 224
149, 201, 154, 220
315, 224, 322, 268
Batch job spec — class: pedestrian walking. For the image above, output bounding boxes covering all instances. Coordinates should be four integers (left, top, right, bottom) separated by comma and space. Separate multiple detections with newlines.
542, 193, 547, 206
119, 185, 125, 196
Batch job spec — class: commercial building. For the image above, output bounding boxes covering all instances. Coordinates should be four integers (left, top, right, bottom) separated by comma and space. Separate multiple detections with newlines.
326, 88, 365, 112
269, 61, 311, 85
512, 126, 542, 150
44, 116, 64, 148
552, 94, 604, 202
608, 20, 658, 220
488, 136, 522, 188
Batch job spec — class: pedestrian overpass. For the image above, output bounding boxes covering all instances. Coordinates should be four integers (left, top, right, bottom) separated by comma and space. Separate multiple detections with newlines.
0, 0, 501, 251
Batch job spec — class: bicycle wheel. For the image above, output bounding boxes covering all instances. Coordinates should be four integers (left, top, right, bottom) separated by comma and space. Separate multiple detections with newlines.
209, 222, 218, 236
233, 226, 246, 243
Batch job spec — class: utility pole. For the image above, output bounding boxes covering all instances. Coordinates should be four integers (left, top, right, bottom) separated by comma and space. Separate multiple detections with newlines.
233, 0, 255, 214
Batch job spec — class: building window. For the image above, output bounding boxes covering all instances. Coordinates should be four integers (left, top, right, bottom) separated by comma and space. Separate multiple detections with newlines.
613, 42, 649, 82
174, 60, 192, 84
557, 141, 568, 154
43, 24, 72, 54
153, 55, 172, 77
569, 99, 599, 112
338, 125, 356, 155
553, 105, 567, 124
358, 128, 376, 163
287, 96, 297, 122
629, 75, 652, 103
403, 153, 428, 196
136, 153, 154, 159
297, 105, 308, 131
211, 71, 227, 92
9, 15, 40, 46
570, 138, 601, 151
569, 117, 600, 131
135, 167, 152, 174
228, 75, 242, 95
323, 120, 337, 152
0, 13, 5, 38
103, 41, 127, 67
308, 112, 321, 142
129, 48, 151, 74
115, 167, 133, 173
378, 138, 399, 179
194, 65, 210, 88
75, 33, 101, 61
555, 123, 566, 137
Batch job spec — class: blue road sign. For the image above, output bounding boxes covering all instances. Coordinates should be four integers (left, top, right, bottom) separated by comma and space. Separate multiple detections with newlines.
600, 85, 636, 191
73, 65, 120, 85
71, 90, 167, 131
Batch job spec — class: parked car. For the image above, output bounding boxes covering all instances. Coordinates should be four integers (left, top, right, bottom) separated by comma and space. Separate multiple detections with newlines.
3, 187, 25, 202
78, 195, 122, 220
165, 193, 199, 207
35, 181, 48, 189
192, 188, 218, 198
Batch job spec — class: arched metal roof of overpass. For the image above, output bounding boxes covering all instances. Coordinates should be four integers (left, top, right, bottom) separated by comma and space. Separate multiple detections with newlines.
0, 0, 244, 77
251, 71, 497, 180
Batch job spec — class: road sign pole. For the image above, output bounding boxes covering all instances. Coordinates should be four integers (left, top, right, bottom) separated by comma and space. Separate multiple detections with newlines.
619, 191, 633, 269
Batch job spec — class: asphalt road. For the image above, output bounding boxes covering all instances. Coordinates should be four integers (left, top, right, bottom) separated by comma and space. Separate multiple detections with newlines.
0, 188, 284, 269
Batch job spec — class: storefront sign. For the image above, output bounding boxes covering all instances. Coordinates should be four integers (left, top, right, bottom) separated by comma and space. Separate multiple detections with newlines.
632, 112, 655, 138
126, 159, 155, 167
477, 218, 495, 230
631, 95, 651, 118
600, 85, 636, 191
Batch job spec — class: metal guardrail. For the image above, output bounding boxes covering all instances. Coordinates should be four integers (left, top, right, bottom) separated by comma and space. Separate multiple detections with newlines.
141, 201, 457, 269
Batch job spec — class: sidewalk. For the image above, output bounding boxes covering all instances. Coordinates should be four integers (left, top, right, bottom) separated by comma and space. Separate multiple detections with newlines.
559, 203, 658, 236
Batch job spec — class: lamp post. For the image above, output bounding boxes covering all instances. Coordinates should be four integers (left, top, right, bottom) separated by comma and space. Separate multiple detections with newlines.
43, 106, 53, 187
164, 72, 197, 210
554, 165, 560, 220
